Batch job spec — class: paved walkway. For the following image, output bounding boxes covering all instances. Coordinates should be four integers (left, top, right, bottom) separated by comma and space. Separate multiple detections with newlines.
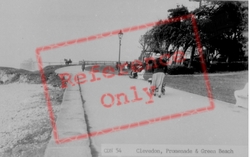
44, 67, 92, 157
45, 66, 248, 157
80, 66, 247, 156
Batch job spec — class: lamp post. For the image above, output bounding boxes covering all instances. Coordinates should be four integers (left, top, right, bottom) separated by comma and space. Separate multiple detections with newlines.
118, 30, 123, 74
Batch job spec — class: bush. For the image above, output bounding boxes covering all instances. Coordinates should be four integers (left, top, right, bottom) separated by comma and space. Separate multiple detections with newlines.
10, 73, 21, 82
228, 62, 248, 71
183, 58, 206, 72
166, 65, 194, 75
208, 62, 248, 72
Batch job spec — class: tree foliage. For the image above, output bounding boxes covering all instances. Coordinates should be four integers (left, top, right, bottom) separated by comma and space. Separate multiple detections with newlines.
139, 1, 248, 68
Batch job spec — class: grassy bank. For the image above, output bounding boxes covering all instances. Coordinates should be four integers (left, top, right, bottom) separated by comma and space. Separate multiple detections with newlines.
144, 71, 248, 104
0, 65, 74, 86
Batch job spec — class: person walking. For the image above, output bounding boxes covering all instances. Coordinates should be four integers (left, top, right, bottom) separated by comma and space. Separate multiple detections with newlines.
81, 60, 85, 71
150, 53, 167, 98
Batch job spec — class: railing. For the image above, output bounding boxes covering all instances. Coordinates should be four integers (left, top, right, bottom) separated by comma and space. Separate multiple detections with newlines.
26, 61, 132, 70
79, 61, 131, 65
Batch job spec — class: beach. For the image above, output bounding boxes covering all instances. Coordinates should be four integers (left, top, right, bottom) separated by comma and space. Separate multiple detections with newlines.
0, 83, 64, 157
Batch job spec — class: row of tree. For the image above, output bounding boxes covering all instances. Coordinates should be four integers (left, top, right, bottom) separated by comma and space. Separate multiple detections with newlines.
139, 1, 248, 68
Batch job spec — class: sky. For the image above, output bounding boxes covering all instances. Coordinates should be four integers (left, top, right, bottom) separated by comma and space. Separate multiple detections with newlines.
0, 0, 199, 69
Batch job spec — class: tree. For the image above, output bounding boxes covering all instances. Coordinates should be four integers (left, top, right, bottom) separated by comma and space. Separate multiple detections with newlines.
139, 1, 248, 69
201, 1, 248, 63
140, 5, 192, 62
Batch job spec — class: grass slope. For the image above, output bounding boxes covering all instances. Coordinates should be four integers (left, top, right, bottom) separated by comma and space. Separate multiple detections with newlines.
0, 65, 73, 85
145, 71, 248, 104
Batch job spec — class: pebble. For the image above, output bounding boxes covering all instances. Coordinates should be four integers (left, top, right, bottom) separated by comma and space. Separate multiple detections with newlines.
0, 83, 62, 152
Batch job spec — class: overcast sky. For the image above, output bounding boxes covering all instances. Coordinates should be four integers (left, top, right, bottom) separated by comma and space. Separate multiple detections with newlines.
0, 0, 199, 69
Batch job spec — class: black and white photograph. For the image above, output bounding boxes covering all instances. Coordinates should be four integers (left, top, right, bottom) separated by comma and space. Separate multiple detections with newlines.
0, 0, 248, 157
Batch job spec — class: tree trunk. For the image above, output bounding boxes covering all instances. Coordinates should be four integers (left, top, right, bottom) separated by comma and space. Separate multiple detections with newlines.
180, 46, 190, 65
174, 51, 179, 65
173, 46, 180, 65
206, 48, 212, 69
188, 45, 196, 68
165, 43, 170, 52
226, 56, 231, 70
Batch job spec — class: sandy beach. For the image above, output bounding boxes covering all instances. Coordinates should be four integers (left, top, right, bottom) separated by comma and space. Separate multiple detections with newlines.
0, 83, 64, 157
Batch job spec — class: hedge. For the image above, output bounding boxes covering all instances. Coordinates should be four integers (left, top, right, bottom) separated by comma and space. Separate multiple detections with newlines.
166, 65, 194, 75
208, 62, 248, 72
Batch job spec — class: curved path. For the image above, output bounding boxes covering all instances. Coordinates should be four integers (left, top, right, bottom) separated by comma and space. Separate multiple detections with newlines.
80, 66, 247, 157
45, 65, 248, 157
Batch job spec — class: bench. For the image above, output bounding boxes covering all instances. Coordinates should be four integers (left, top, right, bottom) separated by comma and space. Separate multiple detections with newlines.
234, 83, 248, 108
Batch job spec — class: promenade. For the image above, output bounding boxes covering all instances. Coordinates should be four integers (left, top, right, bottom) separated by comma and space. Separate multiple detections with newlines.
44, 65, 248, 157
